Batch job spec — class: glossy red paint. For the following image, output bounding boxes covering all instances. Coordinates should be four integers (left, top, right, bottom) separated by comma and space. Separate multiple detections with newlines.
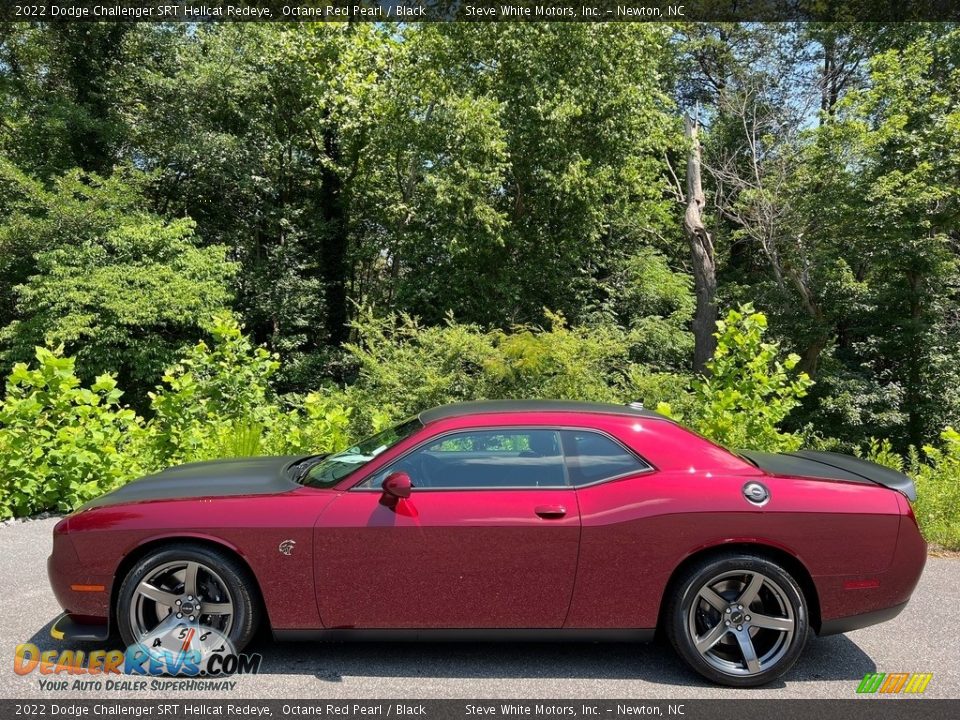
59, 488, 335, 630
315, 487, 580, 628
47, 406, 926, 638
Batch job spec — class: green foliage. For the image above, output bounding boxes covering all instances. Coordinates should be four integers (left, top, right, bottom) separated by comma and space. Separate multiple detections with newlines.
597, 247, 695, 369
0, 347, 144, 519
147, 313, 281, 465
685, 305, 813, 452
355, 24, 680, 327
342, 308, 691, 433
146, 312, 357, 465
857, 437, 906, 473
491, 313, 636, 403
111, 23, 681, 357
2, 23, 960, 546
261, 393, 355, 457
1, 307, 958, 551
621, 367, 699, 422
914, 428, 960, 550
0, 25, 133, 178
0, 167, 238, 402
0, 317, 360, 518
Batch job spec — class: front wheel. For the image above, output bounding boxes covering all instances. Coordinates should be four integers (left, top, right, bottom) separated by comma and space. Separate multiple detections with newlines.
666, 554, 809, 687
116, 543, 260, 654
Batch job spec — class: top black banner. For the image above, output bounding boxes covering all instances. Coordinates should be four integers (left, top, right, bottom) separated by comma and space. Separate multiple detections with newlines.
3, 0, 960, 22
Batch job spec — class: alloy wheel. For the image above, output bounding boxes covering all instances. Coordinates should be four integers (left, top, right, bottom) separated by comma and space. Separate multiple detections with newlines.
129, 559, 234, 641
686, 569, 796, 677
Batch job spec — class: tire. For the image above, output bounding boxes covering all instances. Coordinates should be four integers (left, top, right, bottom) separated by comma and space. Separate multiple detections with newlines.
116, 543, 260, 654
665, 553, 808, 687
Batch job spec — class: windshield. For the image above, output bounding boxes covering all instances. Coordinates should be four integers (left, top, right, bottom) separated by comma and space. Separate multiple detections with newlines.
296, 417, 424, 488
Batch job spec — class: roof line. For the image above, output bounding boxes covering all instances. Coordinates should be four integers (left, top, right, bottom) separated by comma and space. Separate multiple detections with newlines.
418, 400, 670, 425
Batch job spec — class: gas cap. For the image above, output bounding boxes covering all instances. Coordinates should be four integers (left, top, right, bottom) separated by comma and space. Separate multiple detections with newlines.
743, 481, 770, 506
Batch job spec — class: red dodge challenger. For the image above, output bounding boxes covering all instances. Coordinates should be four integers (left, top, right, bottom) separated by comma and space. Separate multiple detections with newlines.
47, 400, 926, 686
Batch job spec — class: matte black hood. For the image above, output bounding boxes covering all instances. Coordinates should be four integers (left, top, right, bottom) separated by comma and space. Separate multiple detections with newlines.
740, 449, 917, 502
80, 455, 303, 510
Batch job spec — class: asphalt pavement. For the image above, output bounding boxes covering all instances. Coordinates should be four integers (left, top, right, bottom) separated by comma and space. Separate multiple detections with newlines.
2, 517, 957, 699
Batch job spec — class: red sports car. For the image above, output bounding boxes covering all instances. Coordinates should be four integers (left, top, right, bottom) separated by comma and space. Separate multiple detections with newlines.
48, 400, 926, 686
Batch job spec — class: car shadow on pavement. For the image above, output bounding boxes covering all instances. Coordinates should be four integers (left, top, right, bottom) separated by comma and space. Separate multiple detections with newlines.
245, 633, 876, 689
25, 618, 875, 690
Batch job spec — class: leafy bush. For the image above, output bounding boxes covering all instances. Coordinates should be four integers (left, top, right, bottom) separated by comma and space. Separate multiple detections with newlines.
0, 347, 144, 519
342, 310, 501, 427
261, 393, 356, 457
914, 428, 960, 550
0, 168, 237, 400
341, 308, 689, 433
662, 305, 813, 453
146, 312, 283, 465
147, 313, 358, 464
857, 437, 907, 473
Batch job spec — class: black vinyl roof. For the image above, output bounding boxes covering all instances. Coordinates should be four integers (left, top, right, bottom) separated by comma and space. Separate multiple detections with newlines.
418, 400, 669, 424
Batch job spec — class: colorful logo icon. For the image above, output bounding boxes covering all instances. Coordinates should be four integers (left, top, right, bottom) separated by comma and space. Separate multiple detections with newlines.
857, 672, 933, 694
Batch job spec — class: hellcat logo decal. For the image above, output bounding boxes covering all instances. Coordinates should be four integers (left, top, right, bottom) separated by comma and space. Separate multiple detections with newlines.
278, 539, 296, 556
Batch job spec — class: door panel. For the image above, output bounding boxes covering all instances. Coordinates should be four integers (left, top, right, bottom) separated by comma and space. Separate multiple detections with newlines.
314, 488, 580, 629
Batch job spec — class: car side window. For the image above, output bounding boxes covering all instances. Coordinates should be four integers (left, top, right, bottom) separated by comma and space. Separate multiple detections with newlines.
560, 430, 649, 486
360, 429, 567, 489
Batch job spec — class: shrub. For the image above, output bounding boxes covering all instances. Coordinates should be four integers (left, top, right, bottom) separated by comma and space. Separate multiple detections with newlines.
342, 309, 500, 427
0, 168, 237, 401
262, 392, 355, 457
0, 347, 145, 518
663, 305, 813, 453
341, 308, 675, 432
857, 437, 906, 472
8, 302, 957, 554
146, 312, 282, 465
914, 428, 960, 550
145, 313, 359, 463
491, 312, 635, 402
620, 366, 697, 420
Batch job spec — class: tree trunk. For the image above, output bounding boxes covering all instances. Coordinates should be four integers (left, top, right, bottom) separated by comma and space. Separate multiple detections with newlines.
821, 34, 836, 116
683, 114, 717, 374
905, 270, 925, 448
797, 333, 830, 376
319, 121, 349, 347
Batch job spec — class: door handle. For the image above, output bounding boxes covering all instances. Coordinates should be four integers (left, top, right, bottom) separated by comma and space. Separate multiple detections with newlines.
535, 505, 567, 519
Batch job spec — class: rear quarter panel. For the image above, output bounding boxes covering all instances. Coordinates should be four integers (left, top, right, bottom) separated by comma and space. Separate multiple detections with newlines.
565, 417, 902, 629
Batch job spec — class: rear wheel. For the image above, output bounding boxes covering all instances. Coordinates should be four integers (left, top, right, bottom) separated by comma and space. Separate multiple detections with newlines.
666, 554, 808, 687
116, 543, 259, 653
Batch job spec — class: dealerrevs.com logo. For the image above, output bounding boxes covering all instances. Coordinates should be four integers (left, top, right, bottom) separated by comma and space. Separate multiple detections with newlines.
856, 673, 933, 694
14, 622, 261, 691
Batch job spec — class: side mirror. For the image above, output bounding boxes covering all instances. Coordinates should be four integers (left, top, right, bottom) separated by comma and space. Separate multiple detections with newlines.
381, 471, 413, 500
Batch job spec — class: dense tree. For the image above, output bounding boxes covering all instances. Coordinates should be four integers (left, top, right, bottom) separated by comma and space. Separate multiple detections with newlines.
0, 24, 132, 178
368, 24, 679, 327
0, 167, 236, 401
0, 20, 958, 453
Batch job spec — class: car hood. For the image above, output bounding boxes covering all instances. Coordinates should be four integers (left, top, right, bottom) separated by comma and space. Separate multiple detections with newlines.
79, 455, 304, 510
739, 449, 916, 502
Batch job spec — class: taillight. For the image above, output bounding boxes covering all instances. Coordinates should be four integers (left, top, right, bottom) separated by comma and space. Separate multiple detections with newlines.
53, 516, 71, 534
896, 493, 920, 527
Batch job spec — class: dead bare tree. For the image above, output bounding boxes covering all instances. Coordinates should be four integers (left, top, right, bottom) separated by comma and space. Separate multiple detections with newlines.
682, 112, 717, 375
707, 83, 832, 375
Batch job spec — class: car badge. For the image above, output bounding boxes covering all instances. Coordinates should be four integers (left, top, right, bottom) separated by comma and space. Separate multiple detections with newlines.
278, 539, 296, 556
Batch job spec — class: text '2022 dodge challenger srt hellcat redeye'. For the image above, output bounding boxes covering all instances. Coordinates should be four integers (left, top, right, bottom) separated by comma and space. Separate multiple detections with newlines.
47, 400, 926, 686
